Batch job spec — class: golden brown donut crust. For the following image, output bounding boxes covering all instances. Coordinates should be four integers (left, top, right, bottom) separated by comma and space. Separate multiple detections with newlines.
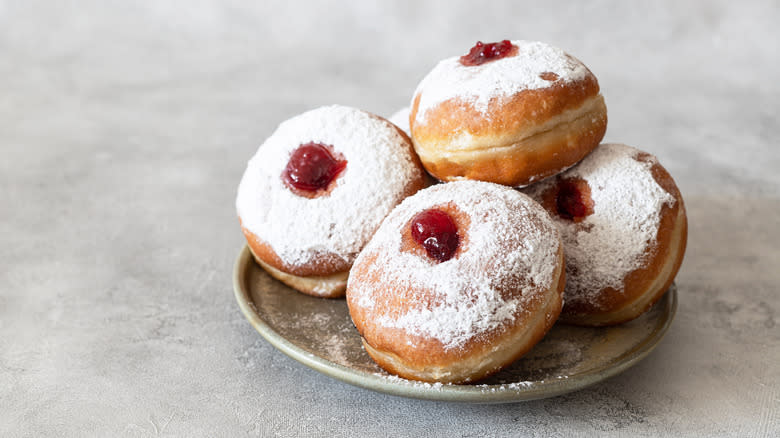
410, 74, 607, 186
531, 155, 687, 326
346, 184, 565, 383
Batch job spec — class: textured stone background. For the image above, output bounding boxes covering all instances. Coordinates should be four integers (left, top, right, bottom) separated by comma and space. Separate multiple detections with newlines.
1, 0, 778, 436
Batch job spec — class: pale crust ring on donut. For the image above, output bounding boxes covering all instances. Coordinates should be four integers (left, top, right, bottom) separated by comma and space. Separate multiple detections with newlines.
246, 242, 348, 299
410, 75, 607, 187
242, 225, 350, 298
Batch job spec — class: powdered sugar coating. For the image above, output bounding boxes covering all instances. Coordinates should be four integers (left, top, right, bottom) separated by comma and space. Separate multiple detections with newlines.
523, 144, 676, 308
348, 181, 561, 350
236, 105, 422, 268
413, 40, 590, 123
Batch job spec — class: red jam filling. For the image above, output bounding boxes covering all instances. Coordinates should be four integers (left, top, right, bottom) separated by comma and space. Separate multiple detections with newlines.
410, 209, 460, 262
556, 179, 594, 222
459, 40, 516, 66
282, 142, 347, 193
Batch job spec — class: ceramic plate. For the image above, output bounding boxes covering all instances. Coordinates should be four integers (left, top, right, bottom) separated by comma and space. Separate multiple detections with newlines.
233, 245, 677, 403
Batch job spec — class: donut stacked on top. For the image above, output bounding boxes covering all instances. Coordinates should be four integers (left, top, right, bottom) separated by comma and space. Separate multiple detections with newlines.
410, 40, 607, 187
236, 39, 687, 384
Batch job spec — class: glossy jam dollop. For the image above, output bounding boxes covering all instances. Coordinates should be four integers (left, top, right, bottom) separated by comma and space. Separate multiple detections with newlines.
282, 142, 347, 193
460, 40, 516, 66
410, 209, 460, 262
556, 179, 594, 222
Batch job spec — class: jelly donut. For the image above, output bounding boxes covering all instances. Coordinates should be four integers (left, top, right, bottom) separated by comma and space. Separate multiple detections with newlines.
410, 40, 607, 187
522, 143, 687, 326
346, 181, 565, 383
236, 105, 428, 298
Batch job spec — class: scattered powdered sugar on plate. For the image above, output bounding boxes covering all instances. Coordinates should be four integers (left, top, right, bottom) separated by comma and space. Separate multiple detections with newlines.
387, 106, 410, 135
349, 180, 560, 350
413, 40, 590, 123
523, 143, 675, 306
375, 373, 548, 392
475, 381, 536, 392
236, 105, 420, 267
377, 373, 446, 390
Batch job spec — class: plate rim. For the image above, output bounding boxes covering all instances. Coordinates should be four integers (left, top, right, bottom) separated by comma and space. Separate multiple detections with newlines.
233, 245, 677, 403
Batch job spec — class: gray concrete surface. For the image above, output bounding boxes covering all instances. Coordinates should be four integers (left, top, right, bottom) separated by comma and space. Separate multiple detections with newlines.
1, 1, 778, 436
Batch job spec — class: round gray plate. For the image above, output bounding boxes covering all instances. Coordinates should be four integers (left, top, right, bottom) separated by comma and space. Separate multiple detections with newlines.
233, 245, 677, 403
